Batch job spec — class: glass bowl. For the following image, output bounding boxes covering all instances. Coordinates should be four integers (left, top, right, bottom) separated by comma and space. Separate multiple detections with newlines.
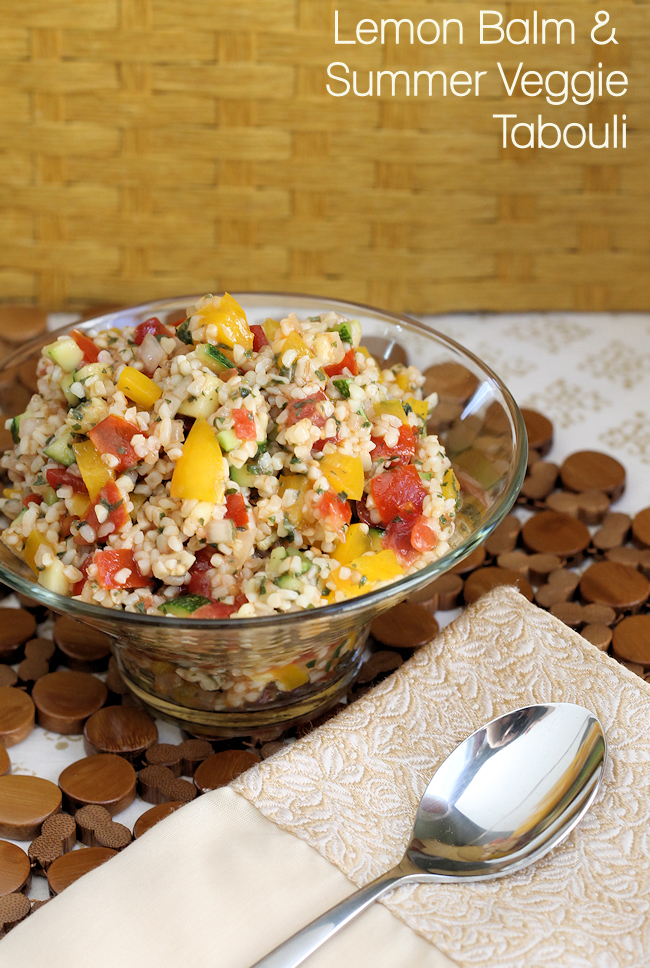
0, 294, 526, 737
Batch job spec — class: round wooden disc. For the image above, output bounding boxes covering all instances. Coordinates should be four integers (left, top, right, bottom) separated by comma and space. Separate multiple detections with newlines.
370, 602, 438, 651
450, 544, 486, 575
0, 306, 47, 345
58, 754, 136, 816
632, 508, 650, 549
194, 750, 261, 794
408, 573, 463, 610
0, 775, 62, 840
463, 567, 534, 605
0, 687, 34, 747
133, 801, 184, 839
612, 615, 650, 666
32, 670, 108, 734
47, 846, 117, 895
580, 561, 650, 613
0, 891, 31, 933
356, 651, 403, 685
0, 840, 30, 896
0, 609, 36, 662
0, 666, 17, 688
521, 511, 590, 560
18, 358, 39, 394
484, 515, 521, 557
422, 361, 478, 402
581, 624, 613, 651
53, 616, 112, 671
24, 638, 56, 663
560, 451, 626, 499
520, 409, 553, 456
0, 747, 9, 777
83, 706, 158, 761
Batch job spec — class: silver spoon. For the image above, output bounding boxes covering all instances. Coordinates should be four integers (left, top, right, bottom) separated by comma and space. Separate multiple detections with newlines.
251, 702, 606, 968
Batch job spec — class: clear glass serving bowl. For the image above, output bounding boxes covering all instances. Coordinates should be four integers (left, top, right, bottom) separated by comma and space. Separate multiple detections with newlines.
0, 294, 526, 737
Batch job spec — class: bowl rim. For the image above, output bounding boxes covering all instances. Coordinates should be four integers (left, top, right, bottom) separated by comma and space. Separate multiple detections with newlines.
0, 290, 527, 629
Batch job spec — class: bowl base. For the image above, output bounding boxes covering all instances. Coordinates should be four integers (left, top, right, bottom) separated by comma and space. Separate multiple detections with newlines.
118, 657, 363, 739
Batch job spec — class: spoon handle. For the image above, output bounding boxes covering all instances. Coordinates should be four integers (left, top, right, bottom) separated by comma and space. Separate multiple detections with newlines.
249, 867, 406, 968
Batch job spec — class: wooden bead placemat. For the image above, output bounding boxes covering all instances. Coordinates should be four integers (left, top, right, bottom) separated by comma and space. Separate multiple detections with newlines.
3, 390, 650, 934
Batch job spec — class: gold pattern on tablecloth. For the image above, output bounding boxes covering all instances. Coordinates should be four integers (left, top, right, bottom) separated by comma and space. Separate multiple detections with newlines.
501, 317, 592, 353
523, 378, 612, 428
579, 340, 650, 390
600, 411, 650, 465
233, 586, 650, 968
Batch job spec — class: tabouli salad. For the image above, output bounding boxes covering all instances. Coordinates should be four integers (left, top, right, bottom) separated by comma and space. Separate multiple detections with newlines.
0, 294, 460, 619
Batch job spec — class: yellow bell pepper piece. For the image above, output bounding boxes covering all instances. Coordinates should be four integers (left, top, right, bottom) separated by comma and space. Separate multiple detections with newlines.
23, 529, 56, 575
197, 293, 253, 351
278, 474, 309, 529
271, 663, 310, 692
441, 467, 461, 508
357, 345, 371, 358
406, 397, 428, 421
262, 317, 282, 342
395, 370, 412, 392
130, 492, 146, 520
333, 523, 370, 566
73, 439, 114, 502
69, 492, 91, 519
330, 549, 403, 598
3, 488, 21, 500
280, 331, 312, 360
170, 416, 224, 504
319, 453, 364, 501
117, 366, 162, 410
374, 400, 408, 424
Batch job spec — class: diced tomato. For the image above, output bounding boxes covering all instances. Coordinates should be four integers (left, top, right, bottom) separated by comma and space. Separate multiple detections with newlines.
285, 391, 328, 429
46, 467, 88, 494
410, 515, 438, 552
370, 425, 416, 465
187, 546, 214, 597
133, 317, 170, 345
370, 464, 427, 526
22, 493, 43, 507
225, 492, 249, 528
251, 325, 269, 352
315, 489, 352, 532
71, 330, 100, 364
383, 517, 419, 566
86, 481, 130, 541
324, 349, 358, 378
95, 548, 149, 589
72, 555, 92, 595
232, 408, 256, 441
59, 513, 75, 538
312, 432, 340, 454
89, 415, 142, 473
192, 601, 235, 618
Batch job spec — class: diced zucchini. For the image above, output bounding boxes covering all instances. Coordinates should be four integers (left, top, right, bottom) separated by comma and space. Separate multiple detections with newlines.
216, 429, 240, 453
195, 343, 235, 374
10, 413, 23, 445
42, 485, 58, 506
76, 362, 109, 383
43, 338, 84, 373
66, 397, 109, 434
178, 372, 221, 419
60, 373, 81, 406
229, 463, 264, 487
328, 318, 362, 347
158, 594, 211, 616
275, 574, 303, 592
38, 557, 70, 596
43, 428, 76, 466
368, 528, 384, 551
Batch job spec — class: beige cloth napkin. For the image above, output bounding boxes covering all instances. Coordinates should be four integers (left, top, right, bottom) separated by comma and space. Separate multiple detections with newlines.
4, 585, 650, 968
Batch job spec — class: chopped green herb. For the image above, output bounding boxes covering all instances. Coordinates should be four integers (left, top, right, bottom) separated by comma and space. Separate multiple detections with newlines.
135, 602, 146, 613
176, 320, 193, 344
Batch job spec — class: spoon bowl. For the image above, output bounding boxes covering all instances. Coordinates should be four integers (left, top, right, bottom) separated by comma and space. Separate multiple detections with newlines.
251, 702, 606, 968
